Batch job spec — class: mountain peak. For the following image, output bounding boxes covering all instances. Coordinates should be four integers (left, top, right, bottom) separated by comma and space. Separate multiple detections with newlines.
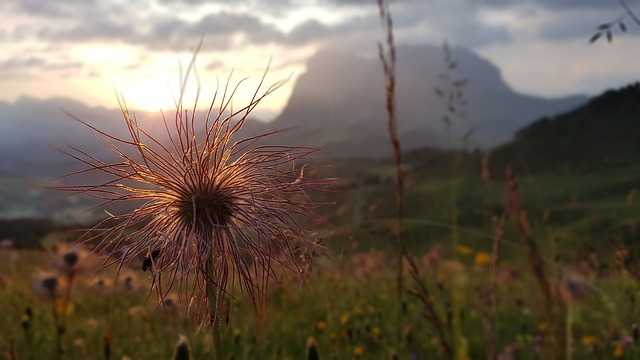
270, 44, 587, 158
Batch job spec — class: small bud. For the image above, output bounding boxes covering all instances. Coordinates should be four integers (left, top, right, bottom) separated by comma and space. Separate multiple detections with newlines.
173, 335, 191, 360
306, 336, 320, 360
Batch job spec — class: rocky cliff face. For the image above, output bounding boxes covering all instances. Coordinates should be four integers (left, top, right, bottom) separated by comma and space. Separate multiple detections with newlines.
267, 45, 587, 158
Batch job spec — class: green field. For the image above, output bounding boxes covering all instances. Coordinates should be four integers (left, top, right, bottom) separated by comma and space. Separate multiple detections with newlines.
1, 151, 640, 359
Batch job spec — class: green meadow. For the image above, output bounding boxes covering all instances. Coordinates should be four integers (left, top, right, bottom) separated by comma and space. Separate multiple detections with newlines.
1, 147, 639, 359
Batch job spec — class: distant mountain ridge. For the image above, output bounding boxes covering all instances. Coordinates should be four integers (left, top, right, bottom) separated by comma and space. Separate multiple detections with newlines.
1, 46, 638, 221
265, 45, 588, 158
0, 44, 589, 178
491, 82, 640, 173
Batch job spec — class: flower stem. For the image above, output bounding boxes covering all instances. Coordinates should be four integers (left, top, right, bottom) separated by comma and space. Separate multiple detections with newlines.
206, 238, 224, 360
50, 296, 63, 360
566, 298, 573, 360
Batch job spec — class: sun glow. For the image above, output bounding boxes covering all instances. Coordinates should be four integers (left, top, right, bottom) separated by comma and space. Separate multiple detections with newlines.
117, 77, 179, 112
7, 39, 308, 118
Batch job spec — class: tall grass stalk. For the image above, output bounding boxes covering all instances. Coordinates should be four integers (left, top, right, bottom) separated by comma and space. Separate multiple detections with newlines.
435, 41, 471, 359
405, 254, 453, 359
377, 0, 405, 329
435, 40, 470, 261
32, 271, 65, 359
505, 166, 563, 357
377, 2, 451, 358
505, 167, 553, 306
482, 214, 506, 360
55, 40, 327, 359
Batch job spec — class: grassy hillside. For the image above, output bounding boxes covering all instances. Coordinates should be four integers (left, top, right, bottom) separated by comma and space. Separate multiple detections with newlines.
491, 82, 640, 173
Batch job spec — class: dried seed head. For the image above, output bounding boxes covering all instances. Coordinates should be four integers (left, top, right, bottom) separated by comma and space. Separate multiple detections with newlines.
52, 244, 89, 275
63, 252, 79, 268
89, 276, 111, 289
43, 277, 57, 292
159, 293, 181, 315
174, 186, 235, 231
389, 349, 398, 360
121, 272, 138, 291
55, 50, 331, 325
559, 270, 590, 303
306, 336, 320, 360
33, 271, 61, 298
173, 335, 191, 360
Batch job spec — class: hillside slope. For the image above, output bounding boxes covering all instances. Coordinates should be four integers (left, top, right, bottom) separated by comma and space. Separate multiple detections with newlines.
491, 82, 640, 173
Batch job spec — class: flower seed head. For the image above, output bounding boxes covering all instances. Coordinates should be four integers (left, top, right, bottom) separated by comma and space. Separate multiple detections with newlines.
33, 271, 62, 298
55, 53, 331, 325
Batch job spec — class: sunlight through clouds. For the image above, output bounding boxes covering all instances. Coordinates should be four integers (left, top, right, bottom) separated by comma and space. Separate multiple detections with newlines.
0, 0, 639, 113
477, 36, 640, 98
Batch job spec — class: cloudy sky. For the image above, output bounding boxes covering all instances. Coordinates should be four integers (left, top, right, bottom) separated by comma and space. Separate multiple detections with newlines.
1, 0, 639, 118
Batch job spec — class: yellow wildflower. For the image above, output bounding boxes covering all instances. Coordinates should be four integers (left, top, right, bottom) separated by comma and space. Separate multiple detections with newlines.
474, 251, 492, 266
340, 312, 351, 325
316, 321, 327, 331
538, 322, 549, 332
372, 327, 381, 337
353, 345, 364, 357
55, 299, 73, 315
73, 338, 85, 348
614, 344, 624, 358
582, 336, 597, 346
455, 245, 472, 255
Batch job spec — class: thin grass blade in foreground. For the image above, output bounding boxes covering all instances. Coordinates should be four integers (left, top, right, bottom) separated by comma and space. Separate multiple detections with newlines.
482, 214, 506, 360
376, 2, 451, 358
54, 46, 329, 358
505, 166, 563, 358
377, 0, 405, 330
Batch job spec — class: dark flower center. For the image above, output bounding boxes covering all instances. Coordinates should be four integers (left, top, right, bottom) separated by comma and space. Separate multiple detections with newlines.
176, 187, 234, 230
43, 277, 58, 293
63, 252, 79, 267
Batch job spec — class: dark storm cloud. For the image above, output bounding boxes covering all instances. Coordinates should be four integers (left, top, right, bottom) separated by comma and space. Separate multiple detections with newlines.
0, 56, 84, 71
13, 0, 99, 18
319, 0, 418, 5
154, 0, 293, 15
0, 56, 84, 79
285, 20, 336, 46
537, 10, 620, 41
44, 21, 133, 42
321, 0, 620, 11
8, 0, 630, 53
477, 0, 617, 10
182, 12, 279, 39
36, 9, 349, 51
150, 11, 284, 49
38, 10, 282, 51
156, 0, 292, 6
